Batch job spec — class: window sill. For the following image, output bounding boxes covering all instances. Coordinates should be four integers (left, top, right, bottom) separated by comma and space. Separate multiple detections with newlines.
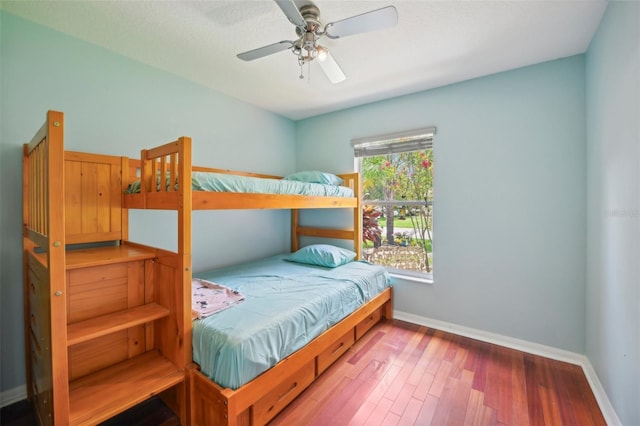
388, 271, 433, 285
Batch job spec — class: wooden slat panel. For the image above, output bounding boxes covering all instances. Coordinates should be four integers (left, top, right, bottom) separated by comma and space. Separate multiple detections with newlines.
26, 120, 48, 153
66, 231, 123, 245
296, 226, 355, 240
67, 263, 129, 322
68, 331, 129, 380
192, 192, 357, 210
79, 162, 111, 235
64, 151, 123, 242
192, 165, 282, 179
65, 160, 84, 236
127, 259, 146, 356
144, 140, 184, 160
154, 258, 187, 369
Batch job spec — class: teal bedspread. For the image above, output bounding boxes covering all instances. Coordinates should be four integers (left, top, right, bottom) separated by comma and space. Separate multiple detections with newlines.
126, 172, 354, 197
192, 255, 390, 390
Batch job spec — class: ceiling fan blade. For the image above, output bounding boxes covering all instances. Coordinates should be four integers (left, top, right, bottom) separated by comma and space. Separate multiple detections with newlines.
237, 41, 293, 61
274, 0, 307, 29
325, 6, 398, 39
318, 51, 346, 84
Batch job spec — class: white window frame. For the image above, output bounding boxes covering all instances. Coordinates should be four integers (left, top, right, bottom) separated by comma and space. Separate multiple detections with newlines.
353, 127, 436, 282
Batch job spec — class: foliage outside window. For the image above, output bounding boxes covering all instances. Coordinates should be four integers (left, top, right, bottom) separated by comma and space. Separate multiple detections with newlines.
354, 128, 435, 278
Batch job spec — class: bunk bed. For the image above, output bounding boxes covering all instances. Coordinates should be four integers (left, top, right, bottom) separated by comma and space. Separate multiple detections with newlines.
23, 110, 393, 425
122, 132, 394, 425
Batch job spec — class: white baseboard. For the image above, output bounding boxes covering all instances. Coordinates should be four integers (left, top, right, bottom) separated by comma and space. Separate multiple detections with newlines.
580, 357, 623, 426
0, 384, 27, 408
394, 310, 621, 426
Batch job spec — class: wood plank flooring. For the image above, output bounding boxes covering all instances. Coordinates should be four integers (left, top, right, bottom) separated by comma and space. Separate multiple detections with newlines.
2, 319, 606, 426
269, 319, 606, 426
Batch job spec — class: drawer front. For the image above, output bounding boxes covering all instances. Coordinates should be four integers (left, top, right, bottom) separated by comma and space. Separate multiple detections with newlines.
355, 308, 382, 340
252, 361, 315, 425
317, 330, 355, 374
27, 265, 51, 352
30, 330, 53, 402
31, 372, 54, 426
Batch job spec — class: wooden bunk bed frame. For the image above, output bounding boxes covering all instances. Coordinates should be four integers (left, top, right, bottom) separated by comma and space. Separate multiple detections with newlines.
122, 137, 393, 425
23, 110, 392, 425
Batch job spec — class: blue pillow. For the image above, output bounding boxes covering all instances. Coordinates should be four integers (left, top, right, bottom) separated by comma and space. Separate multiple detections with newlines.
283, 170, 344, 186
285, 244, 356, 268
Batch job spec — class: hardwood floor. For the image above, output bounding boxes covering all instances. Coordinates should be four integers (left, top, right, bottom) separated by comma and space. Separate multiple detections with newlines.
270, 319, 606, 426
1, 319, 606, 426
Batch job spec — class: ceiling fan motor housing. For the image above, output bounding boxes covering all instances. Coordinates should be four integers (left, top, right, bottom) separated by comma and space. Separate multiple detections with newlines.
296, 4, 322, 36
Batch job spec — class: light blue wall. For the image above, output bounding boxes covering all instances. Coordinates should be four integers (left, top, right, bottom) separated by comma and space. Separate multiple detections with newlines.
585, 2, 640, 425
0, 12, 295, 394
296, 56, 587, 353
4, 6, 637, 421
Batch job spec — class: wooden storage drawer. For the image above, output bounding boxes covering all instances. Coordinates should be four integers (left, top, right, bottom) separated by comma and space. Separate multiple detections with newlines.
31, 372, 53, 426
27, 264, 51, 348
252, 360, 315, 425
30, 330, 51, 391
30, 330, 53, 425
317, 330, 355, 374
355, 308, 382, 340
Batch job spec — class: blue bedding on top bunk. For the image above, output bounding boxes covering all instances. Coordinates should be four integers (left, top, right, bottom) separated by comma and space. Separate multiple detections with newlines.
126, 171, 354, 197
192, 254, 390, 390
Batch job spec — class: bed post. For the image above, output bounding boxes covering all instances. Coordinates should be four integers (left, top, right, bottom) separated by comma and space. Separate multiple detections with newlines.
354, 172, 362, 259
23, 110, 70, 424
177, 136, 193, 367
175, 136, 193, 424
291, 209, 300, 253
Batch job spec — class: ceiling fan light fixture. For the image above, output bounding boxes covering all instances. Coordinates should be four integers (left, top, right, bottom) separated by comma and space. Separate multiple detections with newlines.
316, 45, 328, 62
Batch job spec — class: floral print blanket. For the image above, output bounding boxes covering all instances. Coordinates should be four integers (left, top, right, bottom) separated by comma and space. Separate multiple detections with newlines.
191, 278, 245, 320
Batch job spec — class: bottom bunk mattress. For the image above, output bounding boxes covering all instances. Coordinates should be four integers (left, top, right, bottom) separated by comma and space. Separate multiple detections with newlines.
192, 253, 391, 390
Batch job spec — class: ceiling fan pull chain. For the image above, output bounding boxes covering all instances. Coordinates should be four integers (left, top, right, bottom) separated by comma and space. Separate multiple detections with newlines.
299, 63, 304, 80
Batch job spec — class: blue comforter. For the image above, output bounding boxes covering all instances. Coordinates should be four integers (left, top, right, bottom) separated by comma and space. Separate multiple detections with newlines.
192, 254, 390, 389
126, 171, 354, 197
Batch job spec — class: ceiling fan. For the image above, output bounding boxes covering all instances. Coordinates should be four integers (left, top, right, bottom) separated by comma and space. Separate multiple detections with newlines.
237, 0, 398, 84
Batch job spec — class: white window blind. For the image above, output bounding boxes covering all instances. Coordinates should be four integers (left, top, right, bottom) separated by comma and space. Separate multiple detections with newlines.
351, 126, 436, 157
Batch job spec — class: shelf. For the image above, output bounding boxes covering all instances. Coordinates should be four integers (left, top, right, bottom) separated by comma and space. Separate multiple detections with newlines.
67, 303, 170, 346
66, 244, 156, 270
69, 351, 183, 426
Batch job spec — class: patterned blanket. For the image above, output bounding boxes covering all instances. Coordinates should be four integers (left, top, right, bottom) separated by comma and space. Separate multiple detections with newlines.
191, 278, 245, 320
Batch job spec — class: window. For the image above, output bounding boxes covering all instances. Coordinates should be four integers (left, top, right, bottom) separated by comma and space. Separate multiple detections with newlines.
353, 127, 435, 280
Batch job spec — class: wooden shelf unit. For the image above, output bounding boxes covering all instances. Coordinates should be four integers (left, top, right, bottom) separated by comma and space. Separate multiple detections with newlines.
68, 351, 183, 426
67, 303, 170, 346
23, 114, 188, 426
65, 245, 156, 269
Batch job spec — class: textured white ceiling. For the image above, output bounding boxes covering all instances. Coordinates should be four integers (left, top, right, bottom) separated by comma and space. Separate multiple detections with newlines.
1, 0, 607, 120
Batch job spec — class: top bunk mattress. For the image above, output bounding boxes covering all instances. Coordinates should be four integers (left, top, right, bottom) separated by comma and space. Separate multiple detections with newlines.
126, 171, 355, 197
192, 254, 390, 390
